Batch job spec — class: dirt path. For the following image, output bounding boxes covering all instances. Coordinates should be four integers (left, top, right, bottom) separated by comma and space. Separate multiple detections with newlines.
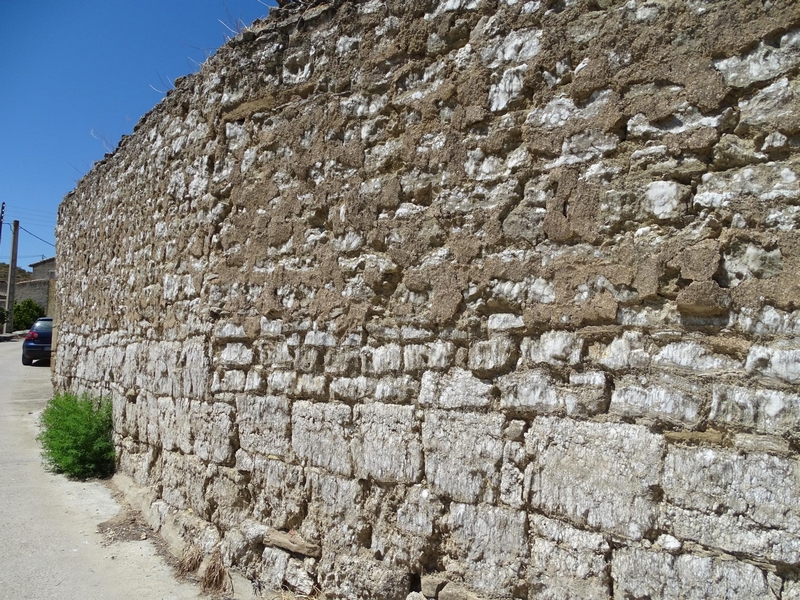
0, 341, 207, 600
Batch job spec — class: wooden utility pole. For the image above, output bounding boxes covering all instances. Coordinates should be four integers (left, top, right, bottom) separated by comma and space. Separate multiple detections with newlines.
4, 220, 19, 333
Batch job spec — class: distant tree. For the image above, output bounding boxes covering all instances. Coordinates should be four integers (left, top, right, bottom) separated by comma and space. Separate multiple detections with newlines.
0, 307, 6, 326
13, 299, 45, 330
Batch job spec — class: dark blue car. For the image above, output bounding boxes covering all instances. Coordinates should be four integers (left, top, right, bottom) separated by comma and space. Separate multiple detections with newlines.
22, 317, 52, 365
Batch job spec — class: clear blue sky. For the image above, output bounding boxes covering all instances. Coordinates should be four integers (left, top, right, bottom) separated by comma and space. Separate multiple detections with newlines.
0, 0, 275, 270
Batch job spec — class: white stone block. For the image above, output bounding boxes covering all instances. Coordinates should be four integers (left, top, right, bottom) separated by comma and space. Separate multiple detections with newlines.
365, 343, 403, 374
192, 401, 237, 465
612, 547, 779, 599
352, 403, 422, 483
468, 336, 517, 375
610, 375, 703, 427
654, 341, 741, 373
404, 341, 455, 371
292, 401, 353, 477
487, 313, 525, 332
419, 367, 494, 409
529, 514, 611, 600
710, 384, 800, 435
521, 331, 582, 366
235, 395, 292, 459
662, 446, 800, 563
526, 417, 663, 540
746, 343, 800, 383
713, 28, 800, 88
218, 342, 253, 366
447, 503, 527, 597
422, 410, 504, 503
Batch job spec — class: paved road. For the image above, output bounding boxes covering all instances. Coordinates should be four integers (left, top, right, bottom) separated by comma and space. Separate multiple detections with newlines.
0, 341, 206, 600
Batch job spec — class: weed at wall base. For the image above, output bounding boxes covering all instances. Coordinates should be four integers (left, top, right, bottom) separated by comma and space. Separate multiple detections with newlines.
37, 393, 115, 480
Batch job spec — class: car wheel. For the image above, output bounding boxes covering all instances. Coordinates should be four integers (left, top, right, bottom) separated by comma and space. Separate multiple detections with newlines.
22, 355, 33, 366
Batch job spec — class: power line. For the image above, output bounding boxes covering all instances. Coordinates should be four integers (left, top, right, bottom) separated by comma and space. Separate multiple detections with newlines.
18, 226, 55, 248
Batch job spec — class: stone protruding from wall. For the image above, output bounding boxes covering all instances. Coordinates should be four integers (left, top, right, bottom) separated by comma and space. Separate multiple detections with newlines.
55, 0, 800, 598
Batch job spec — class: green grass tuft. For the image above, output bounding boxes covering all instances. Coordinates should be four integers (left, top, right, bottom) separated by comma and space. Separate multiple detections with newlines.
38, 393, 115, 479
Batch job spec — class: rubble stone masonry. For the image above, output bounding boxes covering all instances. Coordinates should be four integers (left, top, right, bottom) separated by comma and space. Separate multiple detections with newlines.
55, 0, 800, 598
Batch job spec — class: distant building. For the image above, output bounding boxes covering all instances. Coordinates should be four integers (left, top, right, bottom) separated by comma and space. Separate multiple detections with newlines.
0, 257, 57, 317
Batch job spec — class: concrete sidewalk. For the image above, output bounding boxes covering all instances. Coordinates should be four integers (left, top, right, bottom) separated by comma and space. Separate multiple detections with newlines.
0, 340, 207, 600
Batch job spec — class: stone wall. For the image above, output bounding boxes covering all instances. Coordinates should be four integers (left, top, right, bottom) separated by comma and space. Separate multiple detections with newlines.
16, 279, 51, 315
55, 0, 800, 598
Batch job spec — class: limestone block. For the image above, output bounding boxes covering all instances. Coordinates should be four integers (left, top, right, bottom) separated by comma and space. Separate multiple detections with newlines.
134, 393, 160, 446
419, 368, 494, 410
610, 374, 703, 427
352, 403, 422, 483
521, 331, 582, 366
304, 330, 337, 347
422, 410, 504, 504
713, 28, 800, 88
317, 553, 410, 600
489, 65, 528, 112
292, 401, 353, 477
737, 76, 800, 136
205, 467, 249, 530
720, 242, 783, 287
294, 345, 323, 373
324, 348, 362, 375
371, 485, 444, 572
235, 395, 292, 459
500, 440, 526, 508
375, 375, 420, 403
181, 337, 208, 399
192, 401, 237, 465
487, 313, 525, 333
653, 341, 741, 374
260, 546, 290, 589
438, 582, 482, 600
330, 376, 376, 402
528, 514, 611, 600
644, 180, 689, 220
612, 547, 778, 599
446, 503, 527, 597
267, 370, 327, 398
467, 336, 517, 376
396, 485, 443, 538
364, 343, 403, 374
285, 558, 316, 595
250, 456, 305, 531
710, 384, 800, 435
498, 369, 607, 418
260, 318, 282, 338
785, 580, 800, 600
694, 161, 800, 208
212, 369, 246, 392
526, 417, 663, 540
214, 321, 247, 341
217, 342, 253, 366
245, 367, 263, 392
301, 471, 364, 548
662, 446, 800, 563
746, 343, 800, 384
404, 341, 455, 371
117, 440, 160, 488
161, 451, 208, 516
590, 330, 653, 371
259, 340, 294, 369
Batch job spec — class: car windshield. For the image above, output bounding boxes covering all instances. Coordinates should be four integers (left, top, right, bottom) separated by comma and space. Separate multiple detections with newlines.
31, 320, 52, 333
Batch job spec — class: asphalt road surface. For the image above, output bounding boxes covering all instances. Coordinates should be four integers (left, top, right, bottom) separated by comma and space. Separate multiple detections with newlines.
0, 340, 206, 600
